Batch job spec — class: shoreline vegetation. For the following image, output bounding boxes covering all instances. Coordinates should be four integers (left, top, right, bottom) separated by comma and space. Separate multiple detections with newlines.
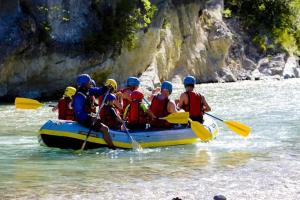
224, 0, 300, 56
0, 0, 299, 101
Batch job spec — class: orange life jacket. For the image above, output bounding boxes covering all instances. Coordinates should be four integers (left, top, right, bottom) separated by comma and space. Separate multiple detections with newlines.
149, 95, 171, 128
125, 101, 148, 126
58, 97, 74, 120
182, 91, 204, 123
100, 105, 121, 129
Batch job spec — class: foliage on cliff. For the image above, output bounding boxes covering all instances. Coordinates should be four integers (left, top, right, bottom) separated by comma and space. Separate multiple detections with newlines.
86, 0, 156, 53
224, 0, 300, 55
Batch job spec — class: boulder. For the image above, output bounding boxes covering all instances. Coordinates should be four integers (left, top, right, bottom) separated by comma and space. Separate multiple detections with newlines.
258, 54, 286, 76
242, 57, 257, 71
251, 69, 261, 80
214, 195, 227, 200
283, 56, 300, 79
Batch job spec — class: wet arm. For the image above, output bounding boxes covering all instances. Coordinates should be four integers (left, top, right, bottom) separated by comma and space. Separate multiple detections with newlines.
168, 100, 177, 113
177, 93, 186, 109
89, 86, 109, 97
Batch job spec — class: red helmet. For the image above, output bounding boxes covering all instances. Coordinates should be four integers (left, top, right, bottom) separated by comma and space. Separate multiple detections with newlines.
131, 90, 144, 100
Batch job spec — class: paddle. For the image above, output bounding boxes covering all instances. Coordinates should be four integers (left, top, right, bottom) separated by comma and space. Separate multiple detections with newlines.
160, 112, 189, 124
122, 122, 143, 151
15, 97, 55, 109
161, 113, 213, 141
188, 119, 213, 141
143, 97, 151, 106
205, 113, 251, 137
77, 91, 110, 152
162, 113, 213, 141
145, 97, 212, 141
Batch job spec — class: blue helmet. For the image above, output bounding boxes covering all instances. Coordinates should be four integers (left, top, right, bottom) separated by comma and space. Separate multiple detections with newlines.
106, 93, 116, 102
76, 74, 91, 87
183, 75, 196, 86
161, 81, 173, 94
90, 79, 96, 87
127, 77, 140, 87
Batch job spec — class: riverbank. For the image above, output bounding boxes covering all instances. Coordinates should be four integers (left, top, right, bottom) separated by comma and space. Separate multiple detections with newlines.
1, 1, 299, 101
1, 76, 299, 103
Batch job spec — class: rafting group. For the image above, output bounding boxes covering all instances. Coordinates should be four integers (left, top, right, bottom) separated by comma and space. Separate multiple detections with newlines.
52, 74, 211, 149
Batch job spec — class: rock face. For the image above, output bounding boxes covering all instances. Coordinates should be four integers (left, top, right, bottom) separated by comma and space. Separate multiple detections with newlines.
0, 0, 107, 99
0, 0, 299, 100
98, 0, 233, 89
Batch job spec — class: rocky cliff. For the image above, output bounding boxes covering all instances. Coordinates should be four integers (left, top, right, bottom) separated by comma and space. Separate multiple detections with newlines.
0, 0, 299, 100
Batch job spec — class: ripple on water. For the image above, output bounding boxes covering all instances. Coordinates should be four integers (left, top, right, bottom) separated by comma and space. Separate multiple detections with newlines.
1, 79, 300, 199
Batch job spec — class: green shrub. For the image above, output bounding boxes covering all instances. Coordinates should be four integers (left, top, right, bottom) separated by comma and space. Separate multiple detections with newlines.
223, 8, 232, 18
87, 0, 157, 53
274, 28, 298, 55
224, 0, 300, 55
252, 35, 267, 52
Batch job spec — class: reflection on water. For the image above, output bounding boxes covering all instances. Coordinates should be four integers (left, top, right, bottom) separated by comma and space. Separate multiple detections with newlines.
215, 151, 254, 168
1, 79, 300, 199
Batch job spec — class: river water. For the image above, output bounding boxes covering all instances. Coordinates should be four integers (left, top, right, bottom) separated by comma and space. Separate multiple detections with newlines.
0, 79, 299, 200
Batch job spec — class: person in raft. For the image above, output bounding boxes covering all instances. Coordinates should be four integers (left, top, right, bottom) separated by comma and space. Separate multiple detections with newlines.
123, 90, 149, 130
98, 79, 123, 113
148, 81, 177, 129
120, 77, 140, 114
88, 79, 98, 114
100, 93, 125, 130
52, 86, 77, 120
177, 75, 211, 123
72, 74, 115, 149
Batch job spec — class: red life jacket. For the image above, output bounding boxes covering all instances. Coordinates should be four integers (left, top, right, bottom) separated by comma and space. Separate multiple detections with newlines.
126, 101, 148, 126
121, 88, 133, 113
182, 91, 204, 122
149, 95, 171, 128
100, 105, 120, 129
58, 97, 74, 120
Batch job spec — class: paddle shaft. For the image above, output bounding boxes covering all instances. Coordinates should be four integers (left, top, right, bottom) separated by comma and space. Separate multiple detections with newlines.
122, 122, 134, 142
122, 121, 142, 150
143, 97, 150, 106
204, 112, 224, 122
79, 91, 109, 151
205, 112, 251, 137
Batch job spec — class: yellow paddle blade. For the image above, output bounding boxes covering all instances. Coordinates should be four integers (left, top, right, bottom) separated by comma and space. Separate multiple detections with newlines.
15, 97, 44, 109
189, 119, 213, 142
225, 120, 251, 137
160, 112, 189, 124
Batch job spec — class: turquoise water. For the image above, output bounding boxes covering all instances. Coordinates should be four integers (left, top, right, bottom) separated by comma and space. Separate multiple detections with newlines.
0, 79, 299, 199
